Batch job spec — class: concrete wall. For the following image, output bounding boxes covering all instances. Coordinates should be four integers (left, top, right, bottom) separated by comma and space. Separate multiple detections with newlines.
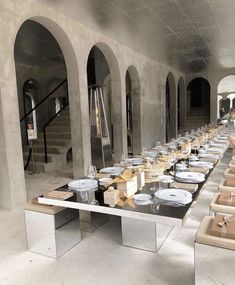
0, 0, 185, 209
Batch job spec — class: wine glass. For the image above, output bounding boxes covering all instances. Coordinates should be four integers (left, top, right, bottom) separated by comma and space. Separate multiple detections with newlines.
120, 154, 127, 166
155, 141, 161, 148
87, 165, 97, 179
150, 171, 159, 192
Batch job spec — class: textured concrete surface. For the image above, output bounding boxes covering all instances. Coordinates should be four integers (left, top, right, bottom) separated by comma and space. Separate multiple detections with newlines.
0, 0, 186, 208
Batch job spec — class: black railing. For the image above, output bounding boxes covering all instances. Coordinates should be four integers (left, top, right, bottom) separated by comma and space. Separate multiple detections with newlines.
20, 79, 67, 123
20, 79, 68, 168
43, 103, 68, 163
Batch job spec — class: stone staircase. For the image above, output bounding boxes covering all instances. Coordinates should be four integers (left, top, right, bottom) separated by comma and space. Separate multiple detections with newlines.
23, 108, 71, 172
179, 106, 210, 133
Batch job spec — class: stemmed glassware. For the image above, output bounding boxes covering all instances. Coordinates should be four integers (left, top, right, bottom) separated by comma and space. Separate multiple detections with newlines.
87, 165, 98, 205
150, 171, 159, 192
87, 165, 97, 179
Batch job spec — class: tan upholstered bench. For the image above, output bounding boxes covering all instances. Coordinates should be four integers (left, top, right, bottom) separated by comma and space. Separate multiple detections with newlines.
210, 193, 235, 216
195, 216, 235, 284
224, 168, 235, 179
218, 178, 235, 192
24, 199, 81, 258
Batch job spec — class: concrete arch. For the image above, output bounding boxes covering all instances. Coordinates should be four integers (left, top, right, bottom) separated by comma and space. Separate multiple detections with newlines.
218, 75, 235, 94
187, 77, 210, 126
87, 42, 125, 161
13, 16, 87, 179
126, 65, 141, 155
177, 76, 186, 130
165, 72, 176, 142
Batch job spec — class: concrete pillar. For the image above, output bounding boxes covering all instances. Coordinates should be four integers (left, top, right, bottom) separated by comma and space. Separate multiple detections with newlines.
179, 78, 187, 129
168, 74, 177, 139
114, 70, 127, 159
217, 95, 223, 118
69, 56, 91, 178
0, 28, 26, 209
210, 83, 218, 124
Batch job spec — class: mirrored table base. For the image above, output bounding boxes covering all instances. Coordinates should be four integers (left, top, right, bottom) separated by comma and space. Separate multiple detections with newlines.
121, 217, 174, 252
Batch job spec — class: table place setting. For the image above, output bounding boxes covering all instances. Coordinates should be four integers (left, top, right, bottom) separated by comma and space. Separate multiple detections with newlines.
154, 188, 192, 207
188, 161, 214, 169
175, 171, 205, 184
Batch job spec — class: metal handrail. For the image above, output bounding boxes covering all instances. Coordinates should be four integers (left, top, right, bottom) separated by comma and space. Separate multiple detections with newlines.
20, 79, 67, 122
43, 103, 69, 163
20, 78, 67, 169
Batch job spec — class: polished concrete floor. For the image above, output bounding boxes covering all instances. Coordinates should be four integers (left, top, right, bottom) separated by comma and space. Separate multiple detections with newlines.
0, 153, 231, 285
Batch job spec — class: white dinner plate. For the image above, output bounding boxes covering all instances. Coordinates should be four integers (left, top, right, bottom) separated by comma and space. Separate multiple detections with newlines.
154, 189, 192, 203
159, 175, 174, 183
175, 172, 205, 183
142, 151, 158, 158
189, 161, 213, 169
124, 158, 144, 165
206, 148, 223, 153
199, 153, 219, 159
100, 167, 124, 176
134, 194, 152, 201
98, 178, 113, 186
68, 179, 98, 191
134, 199, 153, 206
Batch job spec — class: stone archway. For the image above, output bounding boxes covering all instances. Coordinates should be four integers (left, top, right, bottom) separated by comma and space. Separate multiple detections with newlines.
186, 77, 210, 128
0, 16, 83, 209
86, 42, 124, 162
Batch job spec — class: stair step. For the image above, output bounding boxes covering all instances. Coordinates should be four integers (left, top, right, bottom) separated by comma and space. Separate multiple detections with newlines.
37, 132, 71, 140
25, 161, 45, 172
46, 126, 71, 132
24, 145, 61, 154
51, 120, 71, 126
33, 138, 70, 146
56, 114, 70, 120
24, 152, 52, 163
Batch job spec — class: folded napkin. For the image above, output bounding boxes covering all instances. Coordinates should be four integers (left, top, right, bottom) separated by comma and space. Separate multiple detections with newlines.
96, 173, 111, 178
210, 215, 235, 239
218, 190, 235, 206
189, 167, 209, 175
113, 169, 134, 183
170, 181, 198, 193
43, 190, 73, 200
200, 157, 217, 164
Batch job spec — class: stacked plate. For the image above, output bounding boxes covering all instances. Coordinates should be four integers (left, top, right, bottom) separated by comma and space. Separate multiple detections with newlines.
133, 194, 152, 205
206, 147, 223, 154
142, 151, 158, 158
189, 161, 213, 169
100, 167, 124, 176
98, 178, 113, 188
175, 171, 205, 183
124, 158, 144, 166
68, 179, 98, 191
154, 189, 192, 207
199, 153, 219, 160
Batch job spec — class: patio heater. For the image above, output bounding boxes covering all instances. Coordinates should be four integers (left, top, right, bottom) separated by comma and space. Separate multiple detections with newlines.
89, 86, 112, 169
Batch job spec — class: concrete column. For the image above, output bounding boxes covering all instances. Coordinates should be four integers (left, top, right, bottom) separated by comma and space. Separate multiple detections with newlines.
179, 78, 187, 129
112, 70, 127, 160
217, 95, 223, 119
69, 56, 91, 178
169, 78, 177, 139
210, 83, 218, 123
0, 29, 26, 209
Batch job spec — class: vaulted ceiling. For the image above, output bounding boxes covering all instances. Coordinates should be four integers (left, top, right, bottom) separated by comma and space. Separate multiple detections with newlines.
24, 0, 235, 73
